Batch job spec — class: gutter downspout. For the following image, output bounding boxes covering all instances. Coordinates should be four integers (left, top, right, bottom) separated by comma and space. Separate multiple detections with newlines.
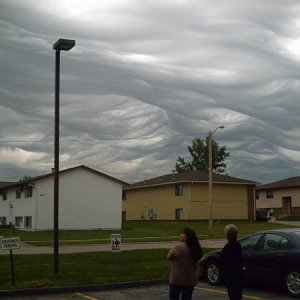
34, 186, 38, 230
253, 186, 256, 221
28, 184, 38, 230
9, 201, 13, 226
188, 183, 191, 219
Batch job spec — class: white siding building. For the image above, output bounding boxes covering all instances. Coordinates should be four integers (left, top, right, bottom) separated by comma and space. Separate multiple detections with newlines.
0, 165, 127, 230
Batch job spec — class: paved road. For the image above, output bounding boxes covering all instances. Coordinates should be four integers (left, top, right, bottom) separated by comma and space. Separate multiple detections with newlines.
0, 239, 226, 255
0, 282, 292, 300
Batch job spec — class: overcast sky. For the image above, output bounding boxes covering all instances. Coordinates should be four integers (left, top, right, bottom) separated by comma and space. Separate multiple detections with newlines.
1, 0, 300, 184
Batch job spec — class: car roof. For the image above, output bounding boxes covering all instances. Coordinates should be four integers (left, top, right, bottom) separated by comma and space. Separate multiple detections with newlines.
259, 228, 300, 234
242, 228, 300, 246
243, 228, 300, 237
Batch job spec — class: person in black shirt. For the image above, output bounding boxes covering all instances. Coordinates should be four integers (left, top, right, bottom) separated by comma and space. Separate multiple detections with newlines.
219, 224, 243, 300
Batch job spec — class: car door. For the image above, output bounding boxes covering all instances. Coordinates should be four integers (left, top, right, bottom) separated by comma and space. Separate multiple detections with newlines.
245, 233, 291, 285
239, 233, 264, 282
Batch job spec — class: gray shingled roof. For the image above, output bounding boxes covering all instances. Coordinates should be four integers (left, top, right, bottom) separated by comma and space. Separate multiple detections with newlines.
124, 171, 257, 190
256, 176, 300, 190
0, 165, 128, 190
0, 182, 17, 189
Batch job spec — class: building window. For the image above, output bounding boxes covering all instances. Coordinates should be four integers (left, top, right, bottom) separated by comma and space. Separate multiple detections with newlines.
122, 191, 127, 200
255, 190, 259, 200
16, 188, 21, 199
266, 190, 273, 199
1, 190, 7, 200
25, 186, 33, 198
175, 184, 183, 196
24, 216, 32, 229
15, 216, 23, 228
175, 208, 183, 220
148, 208, 154, 219
0, 217, 7, 225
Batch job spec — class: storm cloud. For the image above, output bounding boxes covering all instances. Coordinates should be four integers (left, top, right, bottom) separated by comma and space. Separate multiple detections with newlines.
1, 0, 300, 184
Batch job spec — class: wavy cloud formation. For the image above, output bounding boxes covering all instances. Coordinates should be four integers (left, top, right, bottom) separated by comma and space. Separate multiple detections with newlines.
1, 0, 300, 184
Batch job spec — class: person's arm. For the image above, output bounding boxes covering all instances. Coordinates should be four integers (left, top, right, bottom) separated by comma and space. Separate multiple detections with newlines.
218, 243, 228, 269
167, 244, 181, 260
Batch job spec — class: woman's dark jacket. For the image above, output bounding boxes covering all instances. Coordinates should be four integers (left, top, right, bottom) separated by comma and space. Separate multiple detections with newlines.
219, 240, 243, 281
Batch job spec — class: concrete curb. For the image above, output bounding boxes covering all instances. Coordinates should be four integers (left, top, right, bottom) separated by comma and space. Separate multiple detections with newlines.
0, 279, 169, 297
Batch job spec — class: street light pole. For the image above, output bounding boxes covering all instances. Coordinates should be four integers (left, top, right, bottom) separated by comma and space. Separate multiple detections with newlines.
208, 125, 224, 236
53, 39, 75, 274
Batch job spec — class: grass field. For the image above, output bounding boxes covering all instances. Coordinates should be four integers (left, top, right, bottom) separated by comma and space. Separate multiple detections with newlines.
0, 220, 298, 290
0, 220, 296, 246
0, 249, 169, 290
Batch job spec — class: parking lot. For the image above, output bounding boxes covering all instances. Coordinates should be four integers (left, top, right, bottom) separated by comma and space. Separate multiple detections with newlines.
0, 282, 292, 300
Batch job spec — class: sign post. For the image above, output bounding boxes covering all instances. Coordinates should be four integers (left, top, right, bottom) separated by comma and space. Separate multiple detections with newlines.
1, 237, 20, 285
111, 234, 121, 275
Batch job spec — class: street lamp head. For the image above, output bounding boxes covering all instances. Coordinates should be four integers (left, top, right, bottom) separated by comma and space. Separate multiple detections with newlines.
211, 125, 225, 135
53, 39, 75, 51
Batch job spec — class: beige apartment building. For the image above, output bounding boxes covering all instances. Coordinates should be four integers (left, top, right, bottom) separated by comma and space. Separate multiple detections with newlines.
256, 176, 300, 218
122, 171, 256, 221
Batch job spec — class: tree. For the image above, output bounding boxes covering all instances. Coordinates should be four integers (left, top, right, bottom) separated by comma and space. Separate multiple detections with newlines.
175, 137, 229, 174
19, 176, 32, 182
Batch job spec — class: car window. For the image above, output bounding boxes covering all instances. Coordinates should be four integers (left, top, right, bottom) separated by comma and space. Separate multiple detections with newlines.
256, 233, 291, 252
291, 231, 300, 239
240, 233, 263, 252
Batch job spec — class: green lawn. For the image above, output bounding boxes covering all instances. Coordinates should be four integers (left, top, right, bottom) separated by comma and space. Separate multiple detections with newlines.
0, 248, 216, 290
0, 249, 167, 290
0, 220, 296, 246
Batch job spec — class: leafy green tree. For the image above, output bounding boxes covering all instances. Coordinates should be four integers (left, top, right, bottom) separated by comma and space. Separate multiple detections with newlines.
20, 176, 32, 182
175, 137, 229, 174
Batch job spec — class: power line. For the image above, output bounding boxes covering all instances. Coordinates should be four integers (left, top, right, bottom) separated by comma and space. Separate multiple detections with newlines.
0, 132, 207, 143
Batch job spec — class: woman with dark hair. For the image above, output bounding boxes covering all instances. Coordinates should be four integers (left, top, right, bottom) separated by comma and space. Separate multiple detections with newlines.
167, 228, 203, 300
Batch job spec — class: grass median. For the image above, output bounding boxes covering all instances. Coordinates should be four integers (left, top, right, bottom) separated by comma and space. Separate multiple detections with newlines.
0, 248, 215, 290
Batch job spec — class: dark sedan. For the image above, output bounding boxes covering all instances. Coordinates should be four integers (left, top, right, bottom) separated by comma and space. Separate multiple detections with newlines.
199, 228, 300, 298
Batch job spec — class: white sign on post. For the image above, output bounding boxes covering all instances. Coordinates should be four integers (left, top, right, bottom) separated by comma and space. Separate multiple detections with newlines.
1, 237, 20, 251
111, 234, 121, 252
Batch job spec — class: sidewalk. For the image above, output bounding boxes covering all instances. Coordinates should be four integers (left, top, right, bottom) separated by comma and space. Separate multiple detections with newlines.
0, 239, 226, 255
272, 220, 300, 226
